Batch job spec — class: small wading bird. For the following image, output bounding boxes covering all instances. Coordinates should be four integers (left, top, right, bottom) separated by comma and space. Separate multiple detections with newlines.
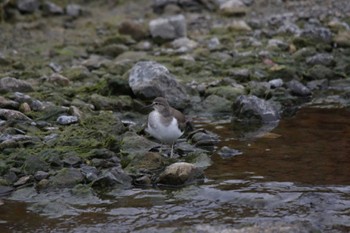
145, 97, 188, 157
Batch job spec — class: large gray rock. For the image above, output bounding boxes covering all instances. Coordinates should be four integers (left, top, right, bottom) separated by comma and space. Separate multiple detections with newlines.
91, 167, 132, 189
157, 162, 204, 186
128, 61, 189, 109
286, 80, 312, 96
50, 168, 84, 188
0, 109, 32, 121
232, 95, 280, 122
0, 77, 34, 93
149, 14, 186, 40
16, 0, 40, 13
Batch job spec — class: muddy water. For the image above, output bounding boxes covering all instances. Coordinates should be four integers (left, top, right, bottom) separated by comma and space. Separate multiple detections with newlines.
1, 107, 350, 232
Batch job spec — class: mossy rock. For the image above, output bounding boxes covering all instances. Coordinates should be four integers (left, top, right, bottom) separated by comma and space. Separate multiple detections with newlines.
206, 85, 245, 101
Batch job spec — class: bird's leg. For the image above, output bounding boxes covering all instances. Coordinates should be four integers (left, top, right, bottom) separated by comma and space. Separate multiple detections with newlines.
170, 143, 174, 158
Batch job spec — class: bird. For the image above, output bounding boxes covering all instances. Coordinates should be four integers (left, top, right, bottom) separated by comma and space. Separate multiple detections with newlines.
145, 97, 187, 157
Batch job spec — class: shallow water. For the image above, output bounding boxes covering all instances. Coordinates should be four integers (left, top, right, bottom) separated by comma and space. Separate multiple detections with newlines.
1, 107, 350, 232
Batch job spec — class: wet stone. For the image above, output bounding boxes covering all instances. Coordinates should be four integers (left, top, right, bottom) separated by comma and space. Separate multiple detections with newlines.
217, 146, 243, 159
157, 162, 204, 186
0, 186, 14, 197
80, 165, 98, 182
13, 175, 32, 187
91, 167, 132, 189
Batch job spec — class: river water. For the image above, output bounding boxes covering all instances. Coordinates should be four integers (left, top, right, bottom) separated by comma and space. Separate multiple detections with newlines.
1, 107, 350, 232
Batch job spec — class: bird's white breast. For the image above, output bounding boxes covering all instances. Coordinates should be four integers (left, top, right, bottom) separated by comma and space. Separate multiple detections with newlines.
146, 111, 183, 144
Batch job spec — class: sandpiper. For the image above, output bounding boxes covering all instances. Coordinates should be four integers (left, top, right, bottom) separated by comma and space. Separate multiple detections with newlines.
145, 97, 186, 157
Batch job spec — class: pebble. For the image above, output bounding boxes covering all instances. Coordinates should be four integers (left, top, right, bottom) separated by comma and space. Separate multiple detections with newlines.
57, 115, 79, 125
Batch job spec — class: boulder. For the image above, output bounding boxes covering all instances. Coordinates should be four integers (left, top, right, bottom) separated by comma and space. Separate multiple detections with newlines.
128, 61, 189, 109
0, 77, 34, 93
232, 95, 280, 122
149, 14, 186, 40
157, 162, 204, 186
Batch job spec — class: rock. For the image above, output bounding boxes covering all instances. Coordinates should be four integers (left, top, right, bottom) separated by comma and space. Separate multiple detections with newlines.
307, 79, 328, 91
125, 152, 165, 173
0, 109, 32, 121
16, 0, 39, 13
207, 37, 221, 50
0, 77, 34, 93
91, 167, 132, 189
120, 132, 160, 159
34, 171, 49, 181
63, 65, 92, 81
217, 146, 242, 159
42, 1, 64, 15
0, 186, 14, 197
0, 96, 19, 109
19, 102, 31, 113
0, 134, 40, 149
298, 27, 332, 45
247, 81, 271, 98
65, 4, 82, 17
269, 79, 283, 88
90, 94, 133, 111
333, 31, 350, 47
80, 165, 98, 182
286, 80, 312, 96
56, 115, 78, 125
219, 0, 247, 17
50, 168, 84, 188
188, 129, 220, 150
232, 95, 280, 122
267, 39, 289, 50
118, 20, 148, 41
206, 85, 245, 101
149, 14, 186, 40
13, 175, 32, 187
47, 73, 70, 86
306, 65, 336, 80
23, 155, 49, 175
200, 95, 232, 113
62, 152, 82, 167
306, 53, 335, 67
228, 20, 252, 32
128, 61, 189, 109
94, 44, 129, 58
170, 37, 198, 52
157, 162, 204, 186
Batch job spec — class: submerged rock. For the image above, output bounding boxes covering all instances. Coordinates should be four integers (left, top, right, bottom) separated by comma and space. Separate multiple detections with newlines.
157, 162, 204, 186
128, 61, 189, 109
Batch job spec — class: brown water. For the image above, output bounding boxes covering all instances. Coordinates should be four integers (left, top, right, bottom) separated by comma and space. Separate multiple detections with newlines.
1, 107, 350, 232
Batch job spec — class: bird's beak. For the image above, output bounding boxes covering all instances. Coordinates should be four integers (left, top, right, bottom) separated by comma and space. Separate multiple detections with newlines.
142, 102, 154, 110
